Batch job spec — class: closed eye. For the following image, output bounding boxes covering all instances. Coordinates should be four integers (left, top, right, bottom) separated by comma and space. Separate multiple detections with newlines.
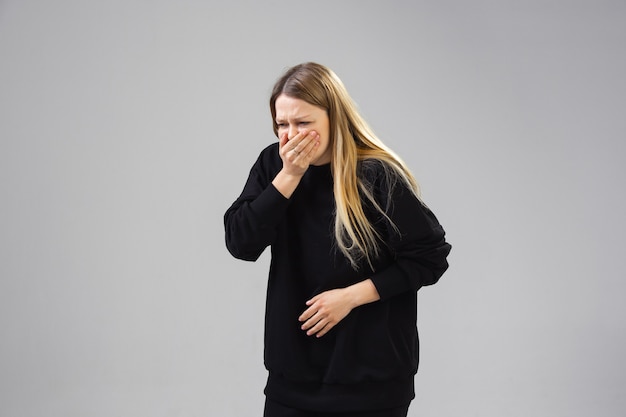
276, 122, 310, 128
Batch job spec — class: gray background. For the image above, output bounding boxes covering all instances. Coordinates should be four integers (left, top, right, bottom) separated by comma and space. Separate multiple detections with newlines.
1, 0, 624, 416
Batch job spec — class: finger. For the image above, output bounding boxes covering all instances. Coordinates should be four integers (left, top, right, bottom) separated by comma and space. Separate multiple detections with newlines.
301, 312, 324, 331
279, 132, 289, 148
298, 305, 316, 322
306, 292, 322, 306
279, 133, 292, 159
301, 315, 319, 331
307, 319, 331, 337
300, 135, 320, 158
289, 131, 317, 155
289, 147, 302, 159
315, 323, 333, 338
288, 129, 309, 147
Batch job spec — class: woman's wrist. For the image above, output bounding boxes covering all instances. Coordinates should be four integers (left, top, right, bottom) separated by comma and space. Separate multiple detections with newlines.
272, 169, 303, 198
345, 279, 381, 309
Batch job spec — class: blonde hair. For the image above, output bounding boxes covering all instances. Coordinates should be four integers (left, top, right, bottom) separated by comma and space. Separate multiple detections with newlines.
270, 62, 421, 269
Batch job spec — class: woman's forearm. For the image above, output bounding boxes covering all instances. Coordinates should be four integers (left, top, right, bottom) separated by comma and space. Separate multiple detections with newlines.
345, 279, 381, 309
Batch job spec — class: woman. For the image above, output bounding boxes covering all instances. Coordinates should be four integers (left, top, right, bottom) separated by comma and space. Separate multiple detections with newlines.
224, 62, 451, 417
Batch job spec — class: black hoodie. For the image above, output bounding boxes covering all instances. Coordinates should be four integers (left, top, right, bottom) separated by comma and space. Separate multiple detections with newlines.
224, 143, 451, 412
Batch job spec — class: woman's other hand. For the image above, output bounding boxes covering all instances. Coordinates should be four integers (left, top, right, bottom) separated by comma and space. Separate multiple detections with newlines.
278, 130, 320, 177
299, 279, 381, 338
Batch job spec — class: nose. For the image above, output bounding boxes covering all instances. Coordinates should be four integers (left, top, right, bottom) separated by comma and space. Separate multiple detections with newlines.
288, 124, 299, 140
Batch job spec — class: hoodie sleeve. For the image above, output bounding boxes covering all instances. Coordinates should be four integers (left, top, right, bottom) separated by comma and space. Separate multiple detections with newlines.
368, 175, 452, 301
224, 144, 289, 261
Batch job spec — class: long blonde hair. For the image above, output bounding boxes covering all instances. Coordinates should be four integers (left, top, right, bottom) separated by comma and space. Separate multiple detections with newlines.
270, 62, 421, 269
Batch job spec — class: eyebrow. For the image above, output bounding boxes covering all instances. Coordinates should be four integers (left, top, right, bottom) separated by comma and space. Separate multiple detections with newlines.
275, 115, 312, 123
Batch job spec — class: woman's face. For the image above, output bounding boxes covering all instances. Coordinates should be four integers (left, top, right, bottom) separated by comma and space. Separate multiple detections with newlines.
274, 94, 332, 165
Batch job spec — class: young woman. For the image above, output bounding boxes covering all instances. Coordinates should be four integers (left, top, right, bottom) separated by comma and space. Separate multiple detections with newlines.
224, 62, 451, 417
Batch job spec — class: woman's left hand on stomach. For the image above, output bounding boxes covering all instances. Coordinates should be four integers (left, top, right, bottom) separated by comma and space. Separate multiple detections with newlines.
298, 289, 353, 338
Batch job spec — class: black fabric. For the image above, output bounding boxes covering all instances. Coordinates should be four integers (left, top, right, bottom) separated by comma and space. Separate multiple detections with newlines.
225, 143, 451, 412
264, 398, 410, 417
